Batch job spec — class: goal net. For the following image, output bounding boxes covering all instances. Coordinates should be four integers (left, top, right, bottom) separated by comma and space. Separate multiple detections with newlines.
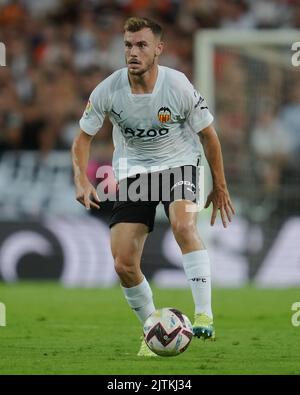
194, 30, 300, 285
195, 30, 300, 217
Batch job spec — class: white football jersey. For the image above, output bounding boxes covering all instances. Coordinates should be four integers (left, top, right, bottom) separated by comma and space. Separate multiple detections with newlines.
79, 65, 213, 181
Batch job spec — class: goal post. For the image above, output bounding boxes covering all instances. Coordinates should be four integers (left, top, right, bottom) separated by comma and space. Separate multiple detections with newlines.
193, 29, 300, 209
195, 29, 300, 111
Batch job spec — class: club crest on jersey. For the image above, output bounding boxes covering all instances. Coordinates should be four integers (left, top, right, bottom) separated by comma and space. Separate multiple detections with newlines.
84, 100, 92, 118
158, 107, 171, 123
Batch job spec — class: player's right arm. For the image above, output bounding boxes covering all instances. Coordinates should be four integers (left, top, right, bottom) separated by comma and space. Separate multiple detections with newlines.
72, 130, 100, 210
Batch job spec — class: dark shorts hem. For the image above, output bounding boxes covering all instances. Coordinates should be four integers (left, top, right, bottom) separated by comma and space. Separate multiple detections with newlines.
108, 165, 199, 232
109, 202, 157, 233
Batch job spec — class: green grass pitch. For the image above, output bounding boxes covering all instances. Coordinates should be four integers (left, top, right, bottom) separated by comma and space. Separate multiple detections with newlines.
0, 283, 299, 375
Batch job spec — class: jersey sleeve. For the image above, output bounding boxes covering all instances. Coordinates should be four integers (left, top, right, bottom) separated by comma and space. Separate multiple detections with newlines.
79, 82, 109, 136
181, 76, 214, 133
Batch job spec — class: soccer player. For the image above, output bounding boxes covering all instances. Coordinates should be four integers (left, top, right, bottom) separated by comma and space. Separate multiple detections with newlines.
72, 17, 235, 357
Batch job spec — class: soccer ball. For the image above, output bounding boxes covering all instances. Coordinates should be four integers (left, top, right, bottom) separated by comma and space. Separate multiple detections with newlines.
143, 308, 193, 356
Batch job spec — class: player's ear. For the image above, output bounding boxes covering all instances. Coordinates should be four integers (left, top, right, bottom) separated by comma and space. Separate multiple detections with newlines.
155, 41, 164, 57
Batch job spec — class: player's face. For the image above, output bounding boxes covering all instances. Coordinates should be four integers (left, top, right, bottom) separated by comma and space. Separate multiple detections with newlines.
124, 28, 163, 76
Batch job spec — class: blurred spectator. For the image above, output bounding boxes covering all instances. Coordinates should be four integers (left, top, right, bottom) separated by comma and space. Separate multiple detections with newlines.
0, 0, 300, 158
215, 52, 248, 184
279, 78, 300, 172
21, 0, 60, 18
216, 0, 256, 29
291, 1, 300, 28
0, 0, 26, 28
0, 67, 23, 150
176, 0, 218, 33
251, 98, 290, 194
250, 0, 291, 28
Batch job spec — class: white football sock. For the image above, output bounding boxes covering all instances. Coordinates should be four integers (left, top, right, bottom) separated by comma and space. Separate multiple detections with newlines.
121, 277, 156, 324
182, 250, 213, 318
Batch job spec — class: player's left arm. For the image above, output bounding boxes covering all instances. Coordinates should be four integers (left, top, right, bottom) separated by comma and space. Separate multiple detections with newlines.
199, 123, 235, 227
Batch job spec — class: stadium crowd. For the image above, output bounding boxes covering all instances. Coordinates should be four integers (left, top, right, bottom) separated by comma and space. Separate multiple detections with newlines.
0, 0, 299, 209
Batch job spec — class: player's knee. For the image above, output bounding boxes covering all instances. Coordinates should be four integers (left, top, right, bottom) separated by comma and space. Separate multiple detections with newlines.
113, 254, 137, 277
171, 220, 197, 242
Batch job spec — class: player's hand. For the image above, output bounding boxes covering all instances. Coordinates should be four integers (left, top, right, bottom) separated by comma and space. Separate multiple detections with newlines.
204, 186, 235, 228
75, 176, 100, 210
